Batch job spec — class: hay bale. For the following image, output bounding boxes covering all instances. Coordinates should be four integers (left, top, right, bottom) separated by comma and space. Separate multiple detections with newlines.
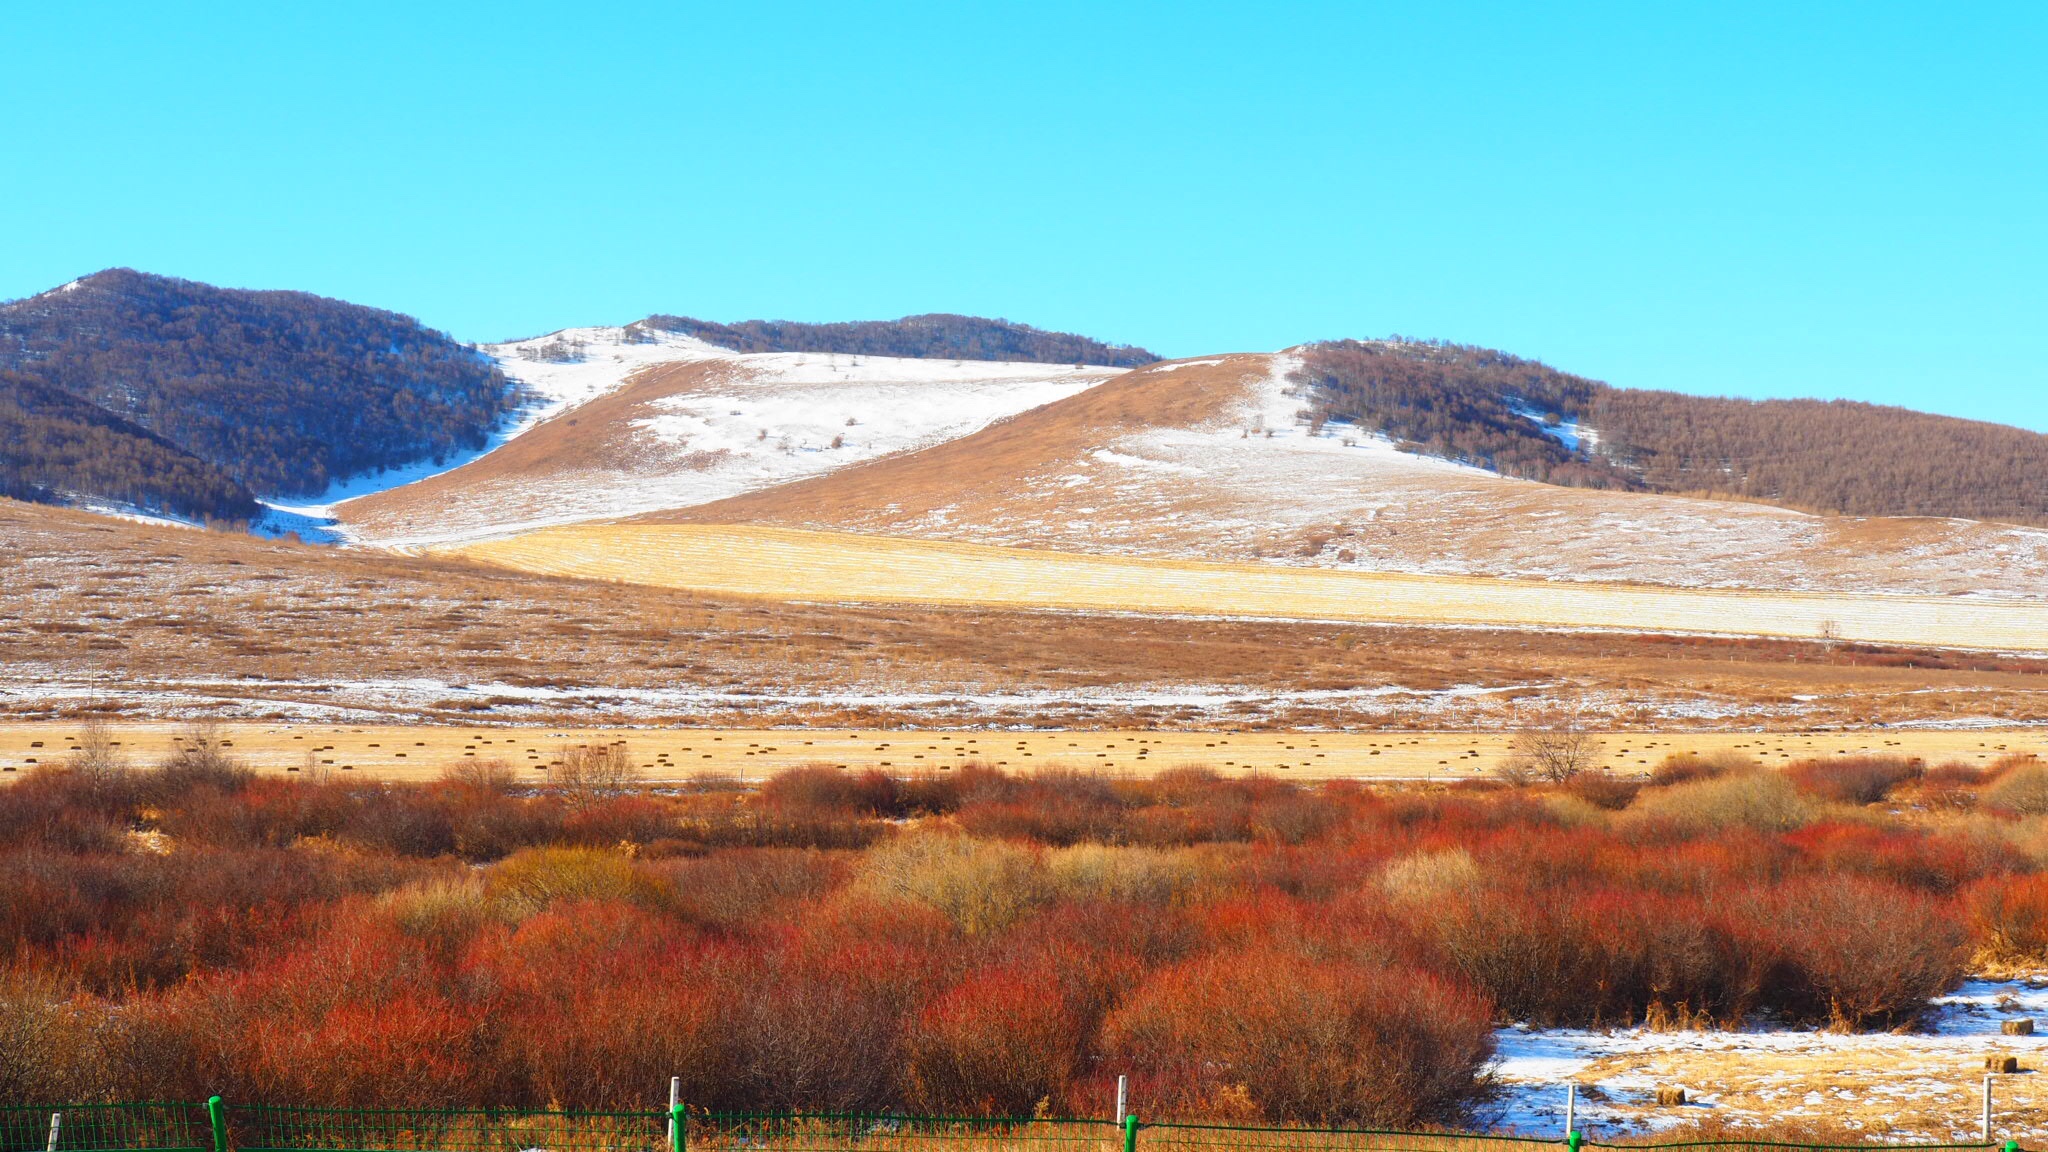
2003, 1018, 2035, 1036
1986, 1055, 2020, 1073
1654, 1086, 1688, 1106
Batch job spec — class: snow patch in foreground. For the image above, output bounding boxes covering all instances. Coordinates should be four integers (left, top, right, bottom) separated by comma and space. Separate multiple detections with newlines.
1486, 977, 2048, 1138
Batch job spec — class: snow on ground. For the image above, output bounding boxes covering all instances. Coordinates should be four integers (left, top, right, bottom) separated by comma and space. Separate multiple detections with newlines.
621, 350, 1120, 506
1486, 978, 2048, 1139
870, 353, 2048, 600
343, 341, 1127, 548
1508, 398, 1599, 453
0, 671, 1552, 728
255, 327, 729, 542
63, 495, 205, 531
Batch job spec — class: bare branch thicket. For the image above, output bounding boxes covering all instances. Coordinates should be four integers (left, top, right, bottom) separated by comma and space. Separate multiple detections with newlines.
64, 718, 130, 793
1497, 698, 1604, 784
442, 757, 516, 794
554, 742, 641, 810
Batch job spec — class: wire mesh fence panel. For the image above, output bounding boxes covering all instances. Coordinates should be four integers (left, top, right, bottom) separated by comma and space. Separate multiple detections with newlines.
1138, 1122, 1560, 1152
228, 1106, 671, 1152
0, 1103, 213, 1152
689, 1114, 1125, 1152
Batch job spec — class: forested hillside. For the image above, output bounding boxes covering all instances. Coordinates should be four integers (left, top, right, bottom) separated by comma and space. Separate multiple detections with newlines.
0, 270, 515, 497
1295, 340, 2048, 524
0, 371, 257, 521
1590, 390, 2048, 523
640, 312, 1159, 367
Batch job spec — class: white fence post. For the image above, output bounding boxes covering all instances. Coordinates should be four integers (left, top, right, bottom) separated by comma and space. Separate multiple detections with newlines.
670, 1076, 683, 1152
1983, 1073, 1993, 1142
1564, 1084, 1575, 1138
46, 1113, 61, 1152
1115, 1075, 1128, 1125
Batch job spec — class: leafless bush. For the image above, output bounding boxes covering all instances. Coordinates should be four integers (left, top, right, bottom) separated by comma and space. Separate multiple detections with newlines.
0, 970, 108, 1100
1986, 758, 2048, 816
153, 719, 251, 794
553, 743, 641, 811
1378, 848, 1482, 905
1648, 749, 1760, 787
858, 831, 1049, 934
64, 717, 131, 794
1627, 770, 1812, 834
1499, 705, 1603, 784
441, 757, 515, 794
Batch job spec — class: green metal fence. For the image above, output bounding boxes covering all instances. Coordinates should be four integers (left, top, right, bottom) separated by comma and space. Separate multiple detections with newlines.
0, 1105, 2024, 1152
0, 1103, 212, 1152
688, 1113, 1123, 1152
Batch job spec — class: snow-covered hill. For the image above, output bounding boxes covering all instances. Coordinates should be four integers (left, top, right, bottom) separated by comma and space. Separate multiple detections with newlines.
270, 328, 2048, 600
328, 325, 1125, 546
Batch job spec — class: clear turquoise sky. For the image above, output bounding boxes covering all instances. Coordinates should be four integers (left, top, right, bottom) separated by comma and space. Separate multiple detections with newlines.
4, 2, 2043, 429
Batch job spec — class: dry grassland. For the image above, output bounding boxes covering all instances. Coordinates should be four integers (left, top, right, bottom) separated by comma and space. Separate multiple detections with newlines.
446, 524, 2048, 652
2, 722, 2041, 781
10, 499, 2048, 732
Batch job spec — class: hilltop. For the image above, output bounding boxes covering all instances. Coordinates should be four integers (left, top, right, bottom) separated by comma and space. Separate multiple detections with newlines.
0, 269, 512, 519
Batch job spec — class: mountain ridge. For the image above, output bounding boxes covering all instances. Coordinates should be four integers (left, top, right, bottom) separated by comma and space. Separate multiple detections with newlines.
636, 312, 1159, 367
0, 268, 514, 510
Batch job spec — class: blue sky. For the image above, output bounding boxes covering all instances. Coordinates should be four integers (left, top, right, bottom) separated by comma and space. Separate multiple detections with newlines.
3, 2, 2043, 429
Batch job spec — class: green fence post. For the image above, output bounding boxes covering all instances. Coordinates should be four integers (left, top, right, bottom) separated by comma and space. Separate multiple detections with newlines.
205, 1097, 228, 1152
2003, 1142, 2018, 1152
1567, 1132, 1582, 1152
670, 1103, 686, 1152
1122, 1114, 1138, 1152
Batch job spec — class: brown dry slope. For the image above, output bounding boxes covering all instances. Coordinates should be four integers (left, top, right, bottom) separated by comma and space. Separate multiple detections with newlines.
648, 353, 2048, 598
341, 356, 740, 543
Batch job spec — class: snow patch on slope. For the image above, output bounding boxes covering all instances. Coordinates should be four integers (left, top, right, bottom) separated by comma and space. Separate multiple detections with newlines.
256, 326, 727, 541
625, 352, 1116, 498
1508, 398, 1600, 453
340, 343, 1127, 547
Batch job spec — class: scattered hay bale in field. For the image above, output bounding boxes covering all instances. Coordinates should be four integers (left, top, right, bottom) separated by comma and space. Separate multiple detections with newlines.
1986, 1055, 2020, 1073
1654, 1086, 1688, 1105
2003, 1018, 2035, 1035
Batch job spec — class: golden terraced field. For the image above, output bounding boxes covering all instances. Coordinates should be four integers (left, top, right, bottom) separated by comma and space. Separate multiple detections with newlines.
2, 722, 2040, 781
442, 524, 2048, 652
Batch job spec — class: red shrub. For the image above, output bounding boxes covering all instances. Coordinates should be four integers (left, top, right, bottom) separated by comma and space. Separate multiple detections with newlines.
1785, 821, 2021, 892
1743, 875, 1967, 1029
561, 795, 680, 847
480, 902, 746, 1108
904, 958, 1085, 1115
1100, 946, 1493, 1126
759, 765, 903, 817
955, 769, 1129, 845
1786, 756, 1922, 805
1967, 873, 2048, 963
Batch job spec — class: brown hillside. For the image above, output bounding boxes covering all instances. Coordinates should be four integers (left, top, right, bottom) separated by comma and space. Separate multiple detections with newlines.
642, 354, 2048, 601
341, 357, 742, 542
642, 354, 1269, 526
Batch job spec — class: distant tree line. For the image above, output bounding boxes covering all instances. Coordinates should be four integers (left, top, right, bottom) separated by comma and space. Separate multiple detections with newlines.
641, 312, 1160, 367
0, 269, 515, 511
1296, 339, 2048, 524
1588, 389, 2048, 524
